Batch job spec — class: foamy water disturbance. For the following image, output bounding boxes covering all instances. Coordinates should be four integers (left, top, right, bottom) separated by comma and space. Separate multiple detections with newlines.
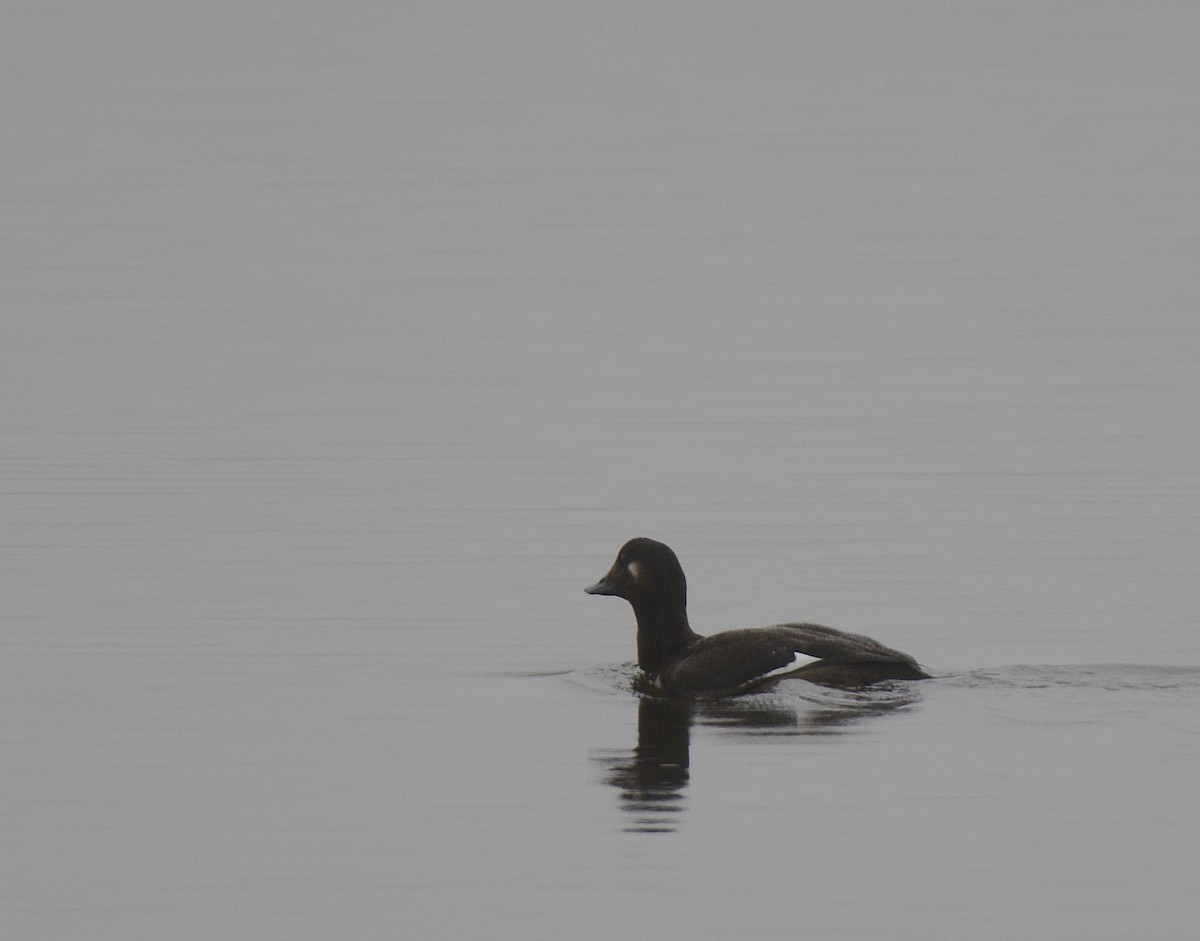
575, 662, 1200, 834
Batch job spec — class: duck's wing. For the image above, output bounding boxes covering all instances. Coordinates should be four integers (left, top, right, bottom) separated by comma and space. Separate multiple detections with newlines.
662, 624, 926, 697
661, 628, 828, 697
771, 622, 925, 671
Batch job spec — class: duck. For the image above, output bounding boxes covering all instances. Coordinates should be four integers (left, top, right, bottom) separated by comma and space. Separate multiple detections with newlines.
585, 537, 929, 698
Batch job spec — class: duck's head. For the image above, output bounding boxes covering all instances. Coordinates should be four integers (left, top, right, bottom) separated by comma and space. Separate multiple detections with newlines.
584, 537, 687, 609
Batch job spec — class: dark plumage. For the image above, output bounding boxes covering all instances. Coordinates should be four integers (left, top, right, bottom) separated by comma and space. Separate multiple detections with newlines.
585, 537, 929, 698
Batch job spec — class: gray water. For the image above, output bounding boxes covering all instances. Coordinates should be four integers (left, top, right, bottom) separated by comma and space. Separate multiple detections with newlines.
4, 3, 1199, 938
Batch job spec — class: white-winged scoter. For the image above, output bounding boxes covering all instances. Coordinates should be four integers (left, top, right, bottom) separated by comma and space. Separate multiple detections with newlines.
585, 537, 929, 698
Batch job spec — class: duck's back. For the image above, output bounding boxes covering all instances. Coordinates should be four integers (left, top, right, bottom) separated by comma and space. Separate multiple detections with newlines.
771, 622, 925, 670
660, 622, 928, 697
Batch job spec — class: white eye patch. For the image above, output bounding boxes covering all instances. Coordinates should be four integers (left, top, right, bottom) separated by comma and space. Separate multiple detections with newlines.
625, 560, 644, 581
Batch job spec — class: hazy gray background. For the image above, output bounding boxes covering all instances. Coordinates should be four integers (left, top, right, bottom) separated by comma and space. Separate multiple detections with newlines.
3, 2, 1198, 939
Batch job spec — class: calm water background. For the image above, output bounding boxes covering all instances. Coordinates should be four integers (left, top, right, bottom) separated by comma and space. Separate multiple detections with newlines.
4, 2, 1199, 938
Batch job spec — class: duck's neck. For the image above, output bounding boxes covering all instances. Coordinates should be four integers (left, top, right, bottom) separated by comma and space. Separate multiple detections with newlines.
631, 599, 700, 674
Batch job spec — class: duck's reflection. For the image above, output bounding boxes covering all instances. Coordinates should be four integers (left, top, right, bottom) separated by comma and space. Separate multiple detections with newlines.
599, 697, 691, 832
595, 685, 920, 833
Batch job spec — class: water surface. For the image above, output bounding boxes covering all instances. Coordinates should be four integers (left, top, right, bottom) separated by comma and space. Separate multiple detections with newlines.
3, 2, 1199, 939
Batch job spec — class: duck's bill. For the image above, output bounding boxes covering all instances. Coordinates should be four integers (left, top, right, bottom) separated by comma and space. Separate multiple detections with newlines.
584, 576, 618, 595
